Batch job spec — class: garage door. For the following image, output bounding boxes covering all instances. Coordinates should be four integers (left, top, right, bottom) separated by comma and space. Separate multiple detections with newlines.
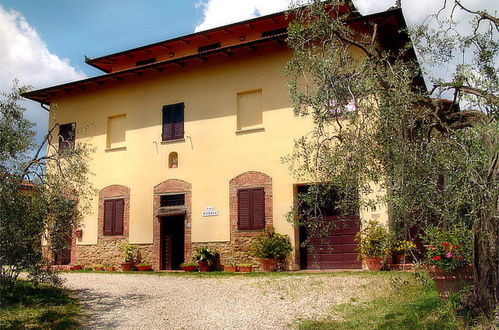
300, 216, 361, 269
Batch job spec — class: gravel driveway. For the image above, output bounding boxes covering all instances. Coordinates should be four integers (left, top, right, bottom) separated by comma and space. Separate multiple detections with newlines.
62, 272, 377, 329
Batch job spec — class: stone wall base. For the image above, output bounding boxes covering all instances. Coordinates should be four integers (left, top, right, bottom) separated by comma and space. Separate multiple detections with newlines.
74, 239, 153, 267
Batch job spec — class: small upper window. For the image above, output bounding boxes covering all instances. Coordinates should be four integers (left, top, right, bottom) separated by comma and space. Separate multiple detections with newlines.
58, 123, 76, 152
162, 103, 184, 141
160, 194, 185, 207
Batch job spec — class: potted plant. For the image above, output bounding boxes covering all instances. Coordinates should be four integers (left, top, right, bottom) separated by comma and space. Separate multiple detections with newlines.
393, 240, 416, 264
355, 220, 390, 271
223, 261, 238, 272
104, 264, 115, 271
92, 264, 104, 271
422, 225, 473, 299
120, 242, 137, 271
72, 264, 83, 270
180, 261, 198, 272
135, 263, 153, 271
193, 246, 217, 272
237, 263, 253, 273
250, 229, 292, 272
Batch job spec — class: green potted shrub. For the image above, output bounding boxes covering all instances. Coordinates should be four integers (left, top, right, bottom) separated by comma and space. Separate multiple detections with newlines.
135, 263, 153, 271
180, 261, 198, 272
422, 225, 473, 299
355, 220, 390, 271
250, 229, 292, 272
193, 246, 217, 272
120, 242, 137, 271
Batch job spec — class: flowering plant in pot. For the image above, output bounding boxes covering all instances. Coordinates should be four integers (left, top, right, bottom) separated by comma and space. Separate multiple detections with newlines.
355, 220, 390, 271
422, 225, 473, 299
120, 243, 137, 271
250, 229, 292, 272
135, 263, 153, 271
92, 264, 104, 271
104, 264, 116, 271
193, 246, 217, 272
180, 262, 198, 272
392, 240, 416, 264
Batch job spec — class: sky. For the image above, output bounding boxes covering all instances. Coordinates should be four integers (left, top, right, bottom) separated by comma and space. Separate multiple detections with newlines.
0, 0, 497, 147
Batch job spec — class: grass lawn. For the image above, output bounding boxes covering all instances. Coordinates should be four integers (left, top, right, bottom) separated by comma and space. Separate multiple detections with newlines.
294, 272, 475, 330
0, 280, 81, 329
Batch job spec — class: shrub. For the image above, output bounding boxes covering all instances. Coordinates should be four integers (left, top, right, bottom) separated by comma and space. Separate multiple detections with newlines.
421, 225, 472, 271
355, 220, 391, 258
193, 246, 217, 265
250, 229, 292, 259
120, 243, 136, 263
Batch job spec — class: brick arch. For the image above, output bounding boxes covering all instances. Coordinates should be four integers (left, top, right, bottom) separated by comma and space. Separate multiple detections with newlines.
98, 184, 130, 238
230, 171, 273, 238
152, 179, 192, 270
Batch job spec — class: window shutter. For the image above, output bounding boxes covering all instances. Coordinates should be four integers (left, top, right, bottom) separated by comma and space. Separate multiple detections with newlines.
237, 190, 251, 230
251, 188, 265, 229
162, 106, 174, 141
173, 103, 184, 139
114, 199, 124, 235
103, 200, 114, 235
59, 123, 76, 151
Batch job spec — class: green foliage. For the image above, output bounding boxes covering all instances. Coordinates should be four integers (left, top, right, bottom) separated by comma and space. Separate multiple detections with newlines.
355, 221, 391, 258
250, 229, 292, 259
422, 225, 473, 271
120, 243, 137, 263
193, 246, 217, 265
392, 240, 416, 253
0, 280, 81, 329
180, 261, 198, 267
0, 82, 94, 285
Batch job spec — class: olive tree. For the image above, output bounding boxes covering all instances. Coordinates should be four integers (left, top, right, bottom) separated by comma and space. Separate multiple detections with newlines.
0, 81, 93, 285
285, 0, 497, 315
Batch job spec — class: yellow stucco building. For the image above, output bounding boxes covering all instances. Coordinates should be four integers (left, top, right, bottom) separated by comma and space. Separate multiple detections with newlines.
25, 6, 414, 270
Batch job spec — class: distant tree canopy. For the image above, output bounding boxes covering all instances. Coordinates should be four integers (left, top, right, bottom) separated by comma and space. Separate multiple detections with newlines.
0, 81, 94, 284
285, 0, 497, 315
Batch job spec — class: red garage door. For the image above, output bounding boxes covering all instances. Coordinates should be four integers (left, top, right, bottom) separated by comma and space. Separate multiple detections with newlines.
300, 216, 361, 269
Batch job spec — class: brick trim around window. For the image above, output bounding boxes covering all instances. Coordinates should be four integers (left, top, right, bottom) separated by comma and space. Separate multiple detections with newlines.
152, 179, 192, 271
98, 185, 130, 239
230, 171, 272, 238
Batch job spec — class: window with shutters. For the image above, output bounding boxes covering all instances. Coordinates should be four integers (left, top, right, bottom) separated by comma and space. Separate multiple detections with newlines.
103, 198, 125, 235
162, 103, 184, 141
58, 122, 76, 152
237, 188, 265, 230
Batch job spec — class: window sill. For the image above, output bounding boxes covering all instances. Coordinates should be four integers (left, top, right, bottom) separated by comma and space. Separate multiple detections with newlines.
161, 138, 185, 144
105, 146, 126, 152
235, 127, 264, 135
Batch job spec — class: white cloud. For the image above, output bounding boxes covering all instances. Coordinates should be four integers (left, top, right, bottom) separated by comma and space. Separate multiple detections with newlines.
0, 5, 86, 145
195, 0, 294, 32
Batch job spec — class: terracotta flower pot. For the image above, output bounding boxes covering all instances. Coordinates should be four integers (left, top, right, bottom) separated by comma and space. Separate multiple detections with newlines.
365, 257, 383, 271
104, 266, 115, 271
181, 265, 198, 272
238, 266, 252, 273
72, 265, 82, 270
136, 265, 152, 271
260, 258, 277, 272
428, 265, 473, 299
120, 262, 135, 271
93, 266, 104, 271
394, 253, 406, 264
224, 265, 237, 272
198, 261, 210, 272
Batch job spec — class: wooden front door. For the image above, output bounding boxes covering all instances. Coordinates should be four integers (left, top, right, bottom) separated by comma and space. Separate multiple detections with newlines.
160, 215, 185, 270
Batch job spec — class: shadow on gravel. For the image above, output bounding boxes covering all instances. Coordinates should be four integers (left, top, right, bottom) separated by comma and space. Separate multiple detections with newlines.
74, 288, 149, 329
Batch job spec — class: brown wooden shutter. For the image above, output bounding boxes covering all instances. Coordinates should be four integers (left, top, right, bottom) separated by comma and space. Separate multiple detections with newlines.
162, 103, 184, 141
251, 188, 265, 229
173, 103, 184, 139
103, 200, 114, 235
237, 189, 251, 230
114, 199, 124, 235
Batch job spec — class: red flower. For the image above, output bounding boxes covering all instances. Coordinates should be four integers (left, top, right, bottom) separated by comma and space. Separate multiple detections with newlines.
433, 256, 441, 261
442, 242, 449, 247
428, 245, 435, 250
